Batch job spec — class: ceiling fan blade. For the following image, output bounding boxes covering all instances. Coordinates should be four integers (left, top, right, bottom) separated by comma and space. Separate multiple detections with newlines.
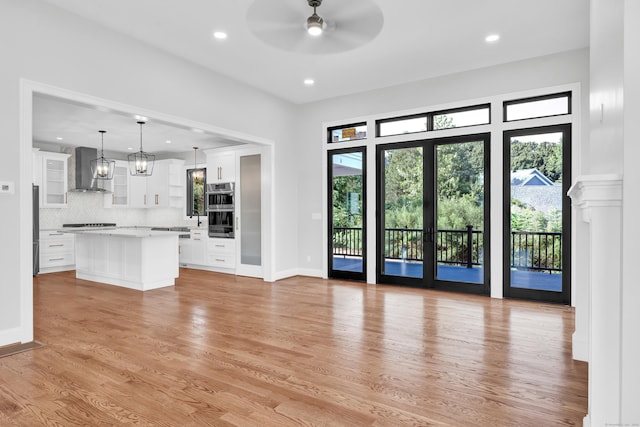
246, 0, 384, 55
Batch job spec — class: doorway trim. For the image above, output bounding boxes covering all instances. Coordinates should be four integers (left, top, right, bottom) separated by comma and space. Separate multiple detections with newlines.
19, 78, 276, 343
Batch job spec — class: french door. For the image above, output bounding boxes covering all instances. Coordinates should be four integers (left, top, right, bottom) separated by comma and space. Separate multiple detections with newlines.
376, 134, 490, 294
328, 147, 367, 281
503, 124, 571, 303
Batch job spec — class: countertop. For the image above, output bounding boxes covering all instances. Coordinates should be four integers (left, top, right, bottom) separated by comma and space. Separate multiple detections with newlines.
65, 228, 184, 238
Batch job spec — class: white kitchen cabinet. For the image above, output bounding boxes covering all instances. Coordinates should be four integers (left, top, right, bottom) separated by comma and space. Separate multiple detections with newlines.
180, 229, 207, 266
129, 175, 148, 207
128, 159, 186, 208
146, 160, 168, 207
41, 152, 70, 208
207, 237, 236, 269
104, 161, 129, 207
206, 151, 235, 183
39, 230, 75, 273
129, 159, 184, 208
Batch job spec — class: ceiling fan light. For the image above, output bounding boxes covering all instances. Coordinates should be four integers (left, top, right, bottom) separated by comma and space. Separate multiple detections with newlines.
307, 13, 323, 36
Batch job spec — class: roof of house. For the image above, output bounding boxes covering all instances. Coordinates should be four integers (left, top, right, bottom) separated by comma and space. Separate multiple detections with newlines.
510, 168, 555, 186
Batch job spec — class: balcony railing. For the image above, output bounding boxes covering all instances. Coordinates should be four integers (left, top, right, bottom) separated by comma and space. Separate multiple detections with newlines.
332, 227, 562, 273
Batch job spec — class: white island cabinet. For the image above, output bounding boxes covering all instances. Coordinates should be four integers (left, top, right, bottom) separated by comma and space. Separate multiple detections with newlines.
72, 229, 179, 291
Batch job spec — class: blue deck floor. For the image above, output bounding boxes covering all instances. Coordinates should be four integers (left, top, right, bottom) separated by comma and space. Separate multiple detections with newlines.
333, 257, 562, 292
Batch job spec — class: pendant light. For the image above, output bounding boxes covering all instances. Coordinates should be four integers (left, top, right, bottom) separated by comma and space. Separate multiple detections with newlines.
91, 130, 115, 180
128, 120, 155, 176
192, 146, 203, 180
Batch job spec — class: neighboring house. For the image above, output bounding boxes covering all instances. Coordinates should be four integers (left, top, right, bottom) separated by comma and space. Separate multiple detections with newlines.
511, 169, 561, 213
510, 168, 555, 186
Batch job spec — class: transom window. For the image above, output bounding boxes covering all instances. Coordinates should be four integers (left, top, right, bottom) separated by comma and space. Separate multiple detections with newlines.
327, 122, 367, 143
376, 104, 490, 137
503, 92, 571, 122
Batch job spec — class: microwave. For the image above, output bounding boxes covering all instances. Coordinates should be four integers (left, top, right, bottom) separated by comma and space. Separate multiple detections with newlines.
206, 182, 234, 211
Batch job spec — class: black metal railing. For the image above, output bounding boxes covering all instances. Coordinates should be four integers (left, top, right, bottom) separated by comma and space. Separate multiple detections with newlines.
332, 226, 562, 273
333, 227, 363, 257
510, 231, 562, 273
436, 226, 483, 268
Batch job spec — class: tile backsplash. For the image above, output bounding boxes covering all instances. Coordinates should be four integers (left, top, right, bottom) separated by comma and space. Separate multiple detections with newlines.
39, 192, 200, 229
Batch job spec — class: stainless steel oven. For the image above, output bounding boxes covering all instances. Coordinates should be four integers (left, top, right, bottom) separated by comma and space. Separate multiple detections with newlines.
206, 182, 234, 238
206, 182, 234, 211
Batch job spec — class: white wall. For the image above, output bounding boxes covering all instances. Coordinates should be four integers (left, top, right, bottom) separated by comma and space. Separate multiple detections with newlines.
295, 49, 590, 279
589, 0, 624, 175
621, 0, 640, 422
0, 0, 300, 345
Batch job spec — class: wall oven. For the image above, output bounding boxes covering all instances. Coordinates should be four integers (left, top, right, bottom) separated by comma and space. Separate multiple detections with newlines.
206, 182, 234, 238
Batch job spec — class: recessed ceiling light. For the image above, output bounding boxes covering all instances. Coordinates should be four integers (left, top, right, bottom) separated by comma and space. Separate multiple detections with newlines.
165, 140, 172, 144
213, 31, 227, 40
192, 128, 204, 134
134, 115, 148, 122
485, 34, 500, 43
304, 78, 315, 86
56, 137, 63, 141
127, 147, 133, 151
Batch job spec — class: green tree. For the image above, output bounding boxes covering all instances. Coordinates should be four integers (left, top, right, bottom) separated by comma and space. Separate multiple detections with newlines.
332, 175, 362, 227
510, 140, 562, 182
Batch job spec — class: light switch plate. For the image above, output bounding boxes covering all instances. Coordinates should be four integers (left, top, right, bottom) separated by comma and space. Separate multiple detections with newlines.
0, 181, 15, 195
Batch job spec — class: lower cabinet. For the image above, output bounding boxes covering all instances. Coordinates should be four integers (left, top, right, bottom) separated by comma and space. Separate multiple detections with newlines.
179, 230, 236, 272
207, 238, 236, 269
39, 231, 75, 273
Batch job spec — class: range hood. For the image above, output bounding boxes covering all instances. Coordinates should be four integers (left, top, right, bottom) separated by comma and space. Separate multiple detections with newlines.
70, 147, 110, 193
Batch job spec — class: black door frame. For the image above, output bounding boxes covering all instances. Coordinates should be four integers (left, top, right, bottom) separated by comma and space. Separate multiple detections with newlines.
502, 124, 571, 304
327, 146, 367, 281
376, 133, 491, 295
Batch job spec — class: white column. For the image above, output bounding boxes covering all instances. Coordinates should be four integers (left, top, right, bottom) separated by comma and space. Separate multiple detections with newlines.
568, 174, 623, 427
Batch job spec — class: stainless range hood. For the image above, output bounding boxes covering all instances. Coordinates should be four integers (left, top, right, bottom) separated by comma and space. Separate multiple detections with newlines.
70, 147, 110, 192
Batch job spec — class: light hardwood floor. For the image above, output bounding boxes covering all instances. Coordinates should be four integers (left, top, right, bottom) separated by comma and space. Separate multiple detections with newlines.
0, 269, 587, 426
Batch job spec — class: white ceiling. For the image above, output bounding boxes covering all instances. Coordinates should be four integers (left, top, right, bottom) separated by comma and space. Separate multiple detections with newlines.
33, 94, 245, 157
34, 0, 589, 155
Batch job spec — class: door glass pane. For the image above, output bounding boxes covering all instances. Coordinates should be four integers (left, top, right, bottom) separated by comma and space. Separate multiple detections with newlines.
240, 155, 261, 266
435, 141, 485, 284
331, 152, 364, 273
382, 147, 423, 278
509, 132, 563, 292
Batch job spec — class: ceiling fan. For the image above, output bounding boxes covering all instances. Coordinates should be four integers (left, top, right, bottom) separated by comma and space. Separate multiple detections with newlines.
246, 0, 384, 55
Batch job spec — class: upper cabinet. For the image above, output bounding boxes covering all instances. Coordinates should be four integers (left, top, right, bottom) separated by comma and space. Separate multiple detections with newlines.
127, 159, 185, 209
147, 159, 185, 208
206, 151, 235, 183
103, 161, 130, 207
40, 151, 70, 208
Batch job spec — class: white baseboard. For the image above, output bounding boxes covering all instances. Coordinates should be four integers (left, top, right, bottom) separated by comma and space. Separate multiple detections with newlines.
572, 331, 589, 362
0, 327, 24, 347
272, 269, 299, 281
296, 268, 323, 278
582, 414, 590, 427
272, 268, 323, 281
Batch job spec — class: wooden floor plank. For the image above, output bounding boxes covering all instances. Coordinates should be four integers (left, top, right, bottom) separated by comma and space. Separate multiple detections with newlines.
0, 269, 587, 425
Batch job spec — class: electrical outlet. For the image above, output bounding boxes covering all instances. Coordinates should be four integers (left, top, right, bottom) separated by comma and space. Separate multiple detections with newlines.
306, 255, 311, 263
0, 181, 15, 195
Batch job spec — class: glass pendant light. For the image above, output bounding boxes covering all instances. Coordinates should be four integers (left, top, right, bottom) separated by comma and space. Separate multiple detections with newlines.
128, 120, 155, 176
192, 146, 203, 180
91, 130, 115, 180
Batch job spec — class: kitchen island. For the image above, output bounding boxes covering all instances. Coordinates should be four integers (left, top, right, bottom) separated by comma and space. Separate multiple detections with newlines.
70, 228, 180, 291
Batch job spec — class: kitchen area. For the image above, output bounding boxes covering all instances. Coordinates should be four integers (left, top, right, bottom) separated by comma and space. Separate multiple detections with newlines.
32, 93, 267, 290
